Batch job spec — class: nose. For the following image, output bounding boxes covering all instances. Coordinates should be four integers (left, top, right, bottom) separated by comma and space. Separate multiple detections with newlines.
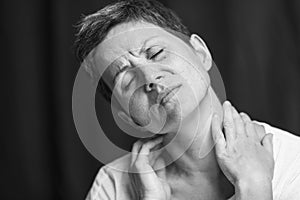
145, 81, 163, 92
128, 57, 165, 92
142, 70, 164, 92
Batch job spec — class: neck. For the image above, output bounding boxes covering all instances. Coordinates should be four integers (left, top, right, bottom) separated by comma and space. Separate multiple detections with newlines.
162, 86, 224, 178
159, 87, 233, 198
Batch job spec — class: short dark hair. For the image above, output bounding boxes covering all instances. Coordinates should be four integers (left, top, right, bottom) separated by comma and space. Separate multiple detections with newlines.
74, 0, 191, 102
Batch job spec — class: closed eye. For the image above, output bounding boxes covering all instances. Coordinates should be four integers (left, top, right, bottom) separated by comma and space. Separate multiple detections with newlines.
150, 48, 164, 60
122, 71, 135, 90
114, 65, 129, 84
147, 46, 165, 61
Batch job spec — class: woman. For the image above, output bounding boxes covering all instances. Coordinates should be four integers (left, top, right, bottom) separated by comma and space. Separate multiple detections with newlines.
74, 1, 300, 199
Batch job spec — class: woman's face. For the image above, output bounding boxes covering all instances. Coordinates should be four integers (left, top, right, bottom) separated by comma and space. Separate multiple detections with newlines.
93, 21, 212, 134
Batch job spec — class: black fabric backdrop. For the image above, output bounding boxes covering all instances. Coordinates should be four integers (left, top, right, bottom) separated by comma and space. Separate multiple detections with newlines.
1, 0, 299, 199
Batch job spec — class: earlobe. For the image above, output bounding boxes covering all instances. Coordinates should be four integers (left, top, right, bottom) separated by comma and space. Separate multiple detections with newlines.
189, 34, 212, 71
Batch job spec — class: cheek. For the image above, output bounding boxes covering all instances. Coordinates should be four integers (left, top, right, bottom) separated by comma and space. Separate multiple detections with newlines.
186, 64, 210, 99
128, 92, 151, 126
178, 85, 198, 112
177, 74, 209, 116
193, 77, 209, 101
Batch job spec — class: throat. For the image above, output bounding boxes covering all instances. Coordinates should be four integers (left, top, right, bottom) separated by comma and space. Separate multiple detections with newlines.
162, 90, 218, 174
160, 86, 234, 199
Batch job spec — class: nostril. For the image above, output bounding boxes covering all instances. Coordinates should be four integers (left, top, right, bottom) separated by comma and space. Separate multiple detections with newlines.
148, 83, 154, 88
145, 83, 154, 92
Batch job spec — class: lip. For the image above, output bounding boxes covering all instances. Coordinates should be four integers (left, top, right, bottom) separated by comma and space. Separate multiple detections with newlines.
157, 84, 182, 105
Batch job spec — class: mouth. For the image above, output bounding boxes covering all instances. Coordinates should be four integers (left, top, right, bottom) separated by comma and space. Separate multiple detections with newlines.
157, 84, 182, 105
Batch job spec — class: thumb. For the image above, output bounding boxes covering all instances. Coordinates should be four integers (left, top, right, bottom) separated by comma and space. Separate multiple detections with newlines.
262, 133, 274, 155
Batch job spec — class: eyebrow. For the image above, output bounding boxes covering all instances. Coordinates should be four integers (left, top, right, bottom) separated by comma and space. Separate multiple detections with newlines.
112, 65, 125, 85
112, 35, 160, 84
111, 61, 124, 86
138, 35, 159, 55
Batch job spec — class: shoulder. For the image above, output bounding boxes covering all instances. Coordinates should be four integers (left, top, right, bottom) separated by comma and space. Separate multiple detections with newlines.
254, 121, 300, 159
256, 121, 300, 200
256, 121, 300, 142
86, 154, 135, 200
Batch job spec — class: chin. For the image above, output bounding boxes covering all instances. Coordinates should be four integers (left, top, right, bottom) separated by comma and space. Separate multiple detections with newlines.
172, 95, 199, 119
156, 101, 182, 134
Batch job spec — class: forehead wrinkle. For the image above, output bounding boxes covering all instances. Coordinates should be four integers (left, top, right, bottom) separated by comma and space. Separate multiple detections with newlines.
110, 35, 161, 81
93, 23, 191, 84
138, 35, 159, 54
99, 23, 168, 54
95, 35, 160, 75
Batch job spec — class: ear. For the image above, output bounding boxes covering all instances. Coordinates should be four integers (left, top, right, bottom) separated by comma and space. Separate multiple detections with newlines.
189, 34, 213, 71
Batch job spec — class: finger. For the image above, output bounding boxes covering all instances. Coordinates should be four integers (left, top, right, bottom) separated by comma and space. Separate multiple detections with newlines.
140, 137, 164, 153
128, 171, 138, 193
132, 137, 164, 170
231, 105, 246, 137
135, 137, 164, 167
253, 122, 266, 141
262, 133, 274, 155
134, 138, 164, 185
240, 112, 251, 123
223, 101, 235, 144
212, 114, 226, 155
149, 143, 165, 166
131, 140, 143, 166
245, 121, 257, 139
240, 113, 261, 141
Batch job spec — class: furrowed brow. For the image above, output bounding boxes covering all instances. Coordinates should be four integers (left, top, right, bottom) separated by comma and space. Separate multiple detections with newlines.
111, 36, 160, 84
139, 35, 159, 54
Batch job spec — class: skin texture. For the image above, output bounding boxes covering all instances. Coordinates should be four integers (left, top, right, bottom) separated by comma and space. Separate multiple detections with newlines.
91, 21, 274, 200
93, 21, 212, 133
212, 101, 274, 200
128, 102, 274, 200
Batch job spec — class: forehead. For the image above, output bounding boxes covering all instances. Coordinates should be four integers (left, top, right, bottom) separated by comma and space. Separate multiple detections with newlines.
91, 21, 187, 78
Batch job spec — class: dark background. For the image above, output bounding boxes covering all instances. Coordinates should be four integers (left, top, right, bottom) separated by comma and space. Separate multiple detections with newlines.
2, 0, 299, 199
